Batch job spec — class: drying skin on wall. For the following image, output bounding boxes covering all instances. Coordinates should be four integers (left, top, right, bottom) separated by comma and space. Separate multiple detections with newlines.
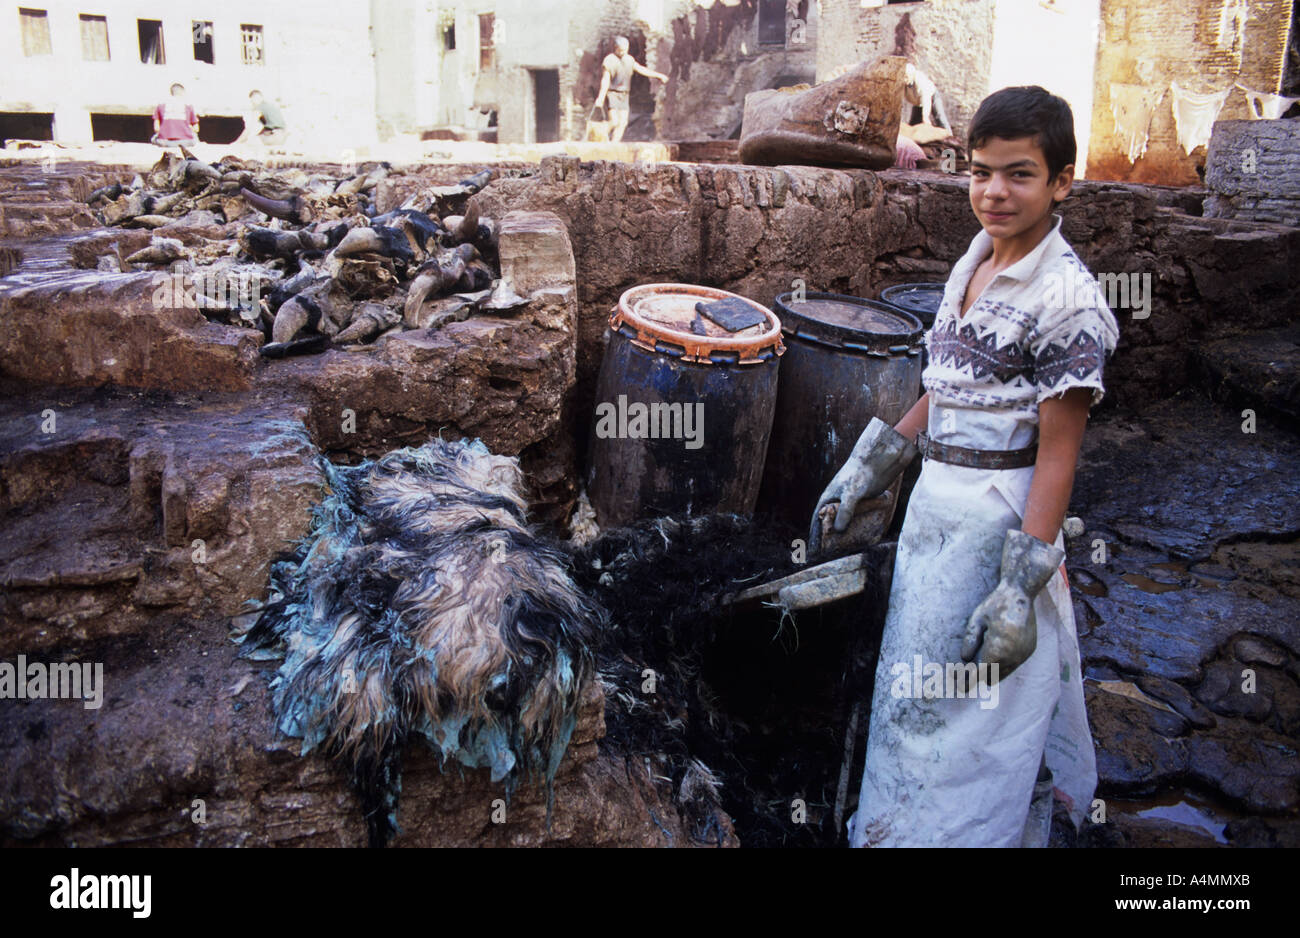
1109, 83, 1167, 163
239, 438, 601, 846
1170, 81, 1234, 155
1235, 82, 1300, 119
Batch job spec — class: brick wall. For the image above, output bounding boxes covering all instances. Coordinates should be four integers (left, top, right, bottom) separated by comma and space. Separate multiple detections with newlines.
1205, 118, 1300, 224
1087, 0, 1294, 185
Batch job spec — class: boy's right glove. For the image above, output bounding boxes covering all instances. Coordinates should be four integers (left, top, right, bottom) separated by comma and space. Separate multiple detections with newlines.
960, 529, 1066, 683
809, 417, 918, 554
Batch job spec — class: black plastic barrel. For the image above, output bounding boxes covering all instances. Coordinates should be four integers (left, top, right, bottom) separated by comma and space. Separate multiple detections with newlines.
756, 292, 923, 530
879, 282, 945, 330
587, 284, 784, 528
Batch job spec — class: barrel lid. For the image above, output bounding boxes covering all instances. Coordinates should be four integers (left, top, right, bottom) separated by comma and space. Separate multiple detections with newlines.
774, 292, 923, 355
880, 282, 945, 328
614, 283, 784, 365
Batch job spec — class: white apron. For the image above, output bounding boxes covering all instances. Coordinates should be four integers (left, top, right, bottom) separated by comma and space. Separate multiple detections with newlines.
847, 215, 1114, 848
846, 435, 1096, 847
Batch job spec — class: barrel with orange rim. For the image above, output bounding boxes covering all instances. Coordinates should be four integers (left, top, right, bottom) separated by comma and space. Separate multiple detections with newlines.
587, 283, 784, 527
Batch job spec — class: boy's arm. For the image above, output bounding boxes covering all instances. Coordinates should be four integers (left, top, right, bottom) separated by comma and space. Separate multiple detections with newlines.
893, 391, 929, 442
1021, 387, 1092, 544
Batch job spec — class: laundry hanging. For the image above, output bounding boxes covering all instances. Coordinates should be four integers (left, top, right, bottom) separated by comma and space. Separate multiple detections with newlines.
1109, 82, 1166, 163
1169, 81, 1233, 155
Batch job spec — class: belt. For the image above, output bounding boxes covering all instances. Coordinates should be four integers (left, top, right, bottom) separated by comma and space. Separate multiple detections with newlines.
916, 431, 1038, 469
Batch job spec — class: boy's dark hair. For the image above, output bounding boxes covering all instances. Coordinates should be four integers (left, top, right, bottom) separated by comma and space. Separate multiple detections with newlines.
170, 83, 185, 95
968, 85, 1076, 179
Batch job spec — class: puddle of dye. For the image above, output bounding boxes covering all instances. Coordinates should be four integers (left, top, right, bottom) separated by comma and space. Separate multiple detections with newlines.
1121, 572, 1184, 594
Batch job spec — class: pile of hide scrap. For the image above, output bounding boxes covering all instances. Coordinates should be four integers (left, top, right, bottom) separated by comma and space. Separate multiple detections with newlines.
573, 513, 893, 847
236, 438, 601, 847
85, 149, 527, 358
572, 515, 792, 845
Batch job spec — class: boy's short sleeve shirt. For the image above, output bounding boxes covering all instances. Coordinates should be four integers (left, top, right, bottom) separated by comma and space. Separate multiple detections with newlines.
924, 213, 1120, 433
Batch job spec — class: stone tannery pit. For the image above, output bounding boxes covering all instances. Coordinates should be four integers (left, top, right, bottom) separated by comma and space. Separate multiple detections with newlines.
0, 149, 1298, 848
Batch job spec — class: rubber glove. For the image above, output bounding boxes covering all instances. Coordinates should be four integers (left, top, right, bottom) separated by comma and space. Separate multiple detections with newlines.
960, 529, 1066, 683
809, 417, 917, 553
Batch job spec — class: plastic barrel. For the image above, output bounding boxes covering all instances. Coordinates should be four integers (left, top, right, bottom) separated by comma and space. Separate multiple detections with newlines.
756, 292, 923, 530
587, 283, 784, 528
879, 282, 945, 330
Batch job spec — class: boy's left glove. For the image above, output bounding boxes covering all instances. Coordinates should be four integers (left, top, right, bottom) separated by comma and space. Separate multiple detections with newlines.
960, 529, 1065, 683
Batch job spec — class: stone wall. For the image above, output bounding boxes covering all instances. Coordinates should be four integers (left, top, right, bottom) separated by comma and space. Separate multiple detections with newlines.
474, 157, 1300, 435
1204, 118, 1300, 225
656, 0, 818, 140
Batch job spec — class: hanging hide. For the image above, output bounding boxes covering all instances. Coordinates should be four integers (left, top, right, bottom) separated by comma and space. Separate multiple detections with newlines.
1109, 83, 1166, 164
1169, 81, 1233, 156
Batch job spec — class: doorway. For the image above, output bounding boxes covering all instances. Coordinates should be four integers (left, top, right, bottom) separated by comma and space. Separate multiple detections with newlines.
531, 69, 559, 143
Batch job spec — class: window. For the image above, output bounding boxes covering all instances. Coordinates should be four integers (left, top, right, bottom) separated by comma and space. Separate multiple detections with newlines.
80, 14, 110, 61
241, 24, 264, 65
758, 0, 786, 46
19, 8, 52, 56
478, 13, 494, 69
192, 20, 214, 64
138, 19, 165, 64
443, 24, 456, 51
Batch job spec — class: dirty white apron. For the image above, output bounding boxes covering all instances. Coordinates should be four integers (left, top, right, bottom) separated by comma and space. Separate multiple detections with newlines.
846, 404, 1096, 847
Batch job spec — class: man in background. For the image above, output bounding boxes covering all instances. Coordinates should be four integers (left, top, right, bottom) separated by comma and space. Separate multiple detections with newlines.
593, 36, 668, 143
902, 62, 952, 132
236, 90, 288, 148
151, 83, 199, 148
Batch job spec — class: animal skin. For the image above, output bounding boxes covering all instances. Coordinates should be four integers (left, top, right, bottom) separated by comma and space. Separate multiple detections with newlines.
243, 438, 601, 846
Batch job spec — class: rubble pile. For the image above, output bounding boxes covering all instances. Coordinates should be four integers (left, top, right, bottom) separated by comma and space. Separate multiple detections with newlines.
82, 151, 528, 358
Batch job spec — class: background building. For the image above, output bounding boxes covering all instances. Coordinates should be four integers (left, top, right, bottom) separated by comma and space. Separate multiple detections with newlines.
2, 0, 817, 149
816, 0, 1297, 182
6, 0, 1294, 184
1, 1, 380, 149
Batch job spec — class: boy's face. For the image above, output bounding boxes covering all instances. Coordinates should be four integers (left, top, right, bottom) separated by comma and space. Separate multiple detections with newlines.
969, 135, 1073, 240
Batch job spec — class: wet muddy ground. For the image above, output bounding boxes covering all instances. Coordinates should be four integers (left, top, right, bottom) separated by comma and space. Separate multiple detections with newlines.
1067, 391, 1300, 846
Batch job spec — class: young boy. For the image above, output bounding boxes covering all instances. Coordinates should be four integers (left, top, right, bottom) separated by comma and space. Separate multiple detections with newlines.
813, 86, 1119, 846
